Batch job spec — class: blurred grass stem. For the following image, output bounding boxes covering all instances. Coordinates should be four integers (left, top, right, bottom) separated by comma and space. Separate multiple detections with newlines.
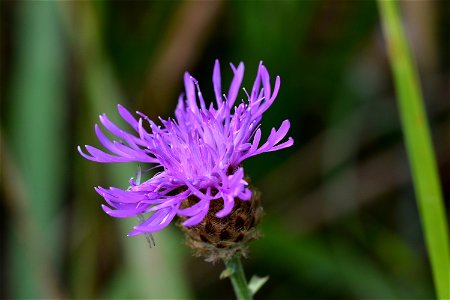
58, 3, 191, 297
0, 128, 65, 299
377, 1, 449, 298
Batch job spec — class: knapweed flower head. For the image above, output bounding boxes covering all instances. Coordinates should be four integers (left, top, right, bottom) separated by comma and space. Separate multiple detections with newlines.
79, 60, 293, 237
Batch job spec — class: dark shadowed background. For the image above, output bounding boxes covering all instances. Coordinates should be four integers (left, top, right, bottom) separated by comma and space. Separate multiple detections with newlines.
1, 1, 448, 299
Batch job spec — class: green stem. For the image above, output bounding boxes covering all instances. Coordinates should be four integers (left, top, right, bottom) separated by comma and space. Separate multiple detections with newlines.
225, 255, 252, 300
377, 1, 449, 299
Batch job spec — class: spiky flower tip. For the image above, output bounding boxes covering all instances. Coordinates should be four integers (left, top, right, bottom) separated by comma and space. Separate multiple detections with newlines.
78, 60, 293, 259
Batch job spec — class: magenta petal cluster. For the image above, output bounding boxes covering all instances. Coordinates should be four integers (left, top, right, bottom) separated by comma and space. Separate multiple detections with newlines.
78, 60, 293, 236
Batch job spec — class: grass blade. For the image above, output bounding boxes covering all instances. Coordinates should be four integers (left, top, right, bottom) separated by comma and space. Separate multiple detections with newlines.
377, 1, 449, 298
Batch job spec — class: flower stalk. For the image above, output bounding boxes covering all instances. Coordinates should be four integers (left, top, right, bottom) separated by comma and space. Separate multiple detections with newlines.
224, 255, 252, 300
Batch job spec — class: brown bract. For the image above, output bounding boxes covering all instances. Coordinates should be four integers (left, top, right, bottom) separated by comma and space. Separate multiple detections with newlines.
177, 188, 263, 263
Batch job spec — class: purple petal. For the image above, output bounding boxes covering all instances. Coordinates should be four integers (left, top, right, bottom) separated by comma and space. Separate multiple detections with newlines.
239, 188, 252, 201
79, 145, 131, 163
128, 207, 177, 235
213, 59, 222, 105
227, 62, 244, 107
177, 198, 209, 217
273, 120, 291, 145
118, 104, 139, 131
268, 137, 294, 152
255, 75, 281, 116
250, 62, 262, 101
94, 124, 131, 157
184, 72, 197, 112
260, 65, 271, 104
182, 203, 210, 226
101, 204, 149, 218
215, 195, 235, 218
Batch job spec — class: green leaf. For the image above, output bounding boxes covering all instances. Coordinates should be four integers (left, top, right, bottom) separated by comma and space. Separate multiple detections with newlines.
220, 267, 235, 279
248, 275, 269, 296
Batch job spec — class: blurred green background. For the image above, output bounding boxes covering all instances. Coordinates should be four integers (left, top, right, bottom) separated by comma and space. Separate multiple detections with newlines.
1, 1, 448, 299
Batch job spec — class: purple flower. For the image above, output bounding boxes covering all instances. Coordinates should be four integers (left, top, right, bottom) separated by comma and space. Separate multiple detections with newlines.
79, 60, 293, 236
